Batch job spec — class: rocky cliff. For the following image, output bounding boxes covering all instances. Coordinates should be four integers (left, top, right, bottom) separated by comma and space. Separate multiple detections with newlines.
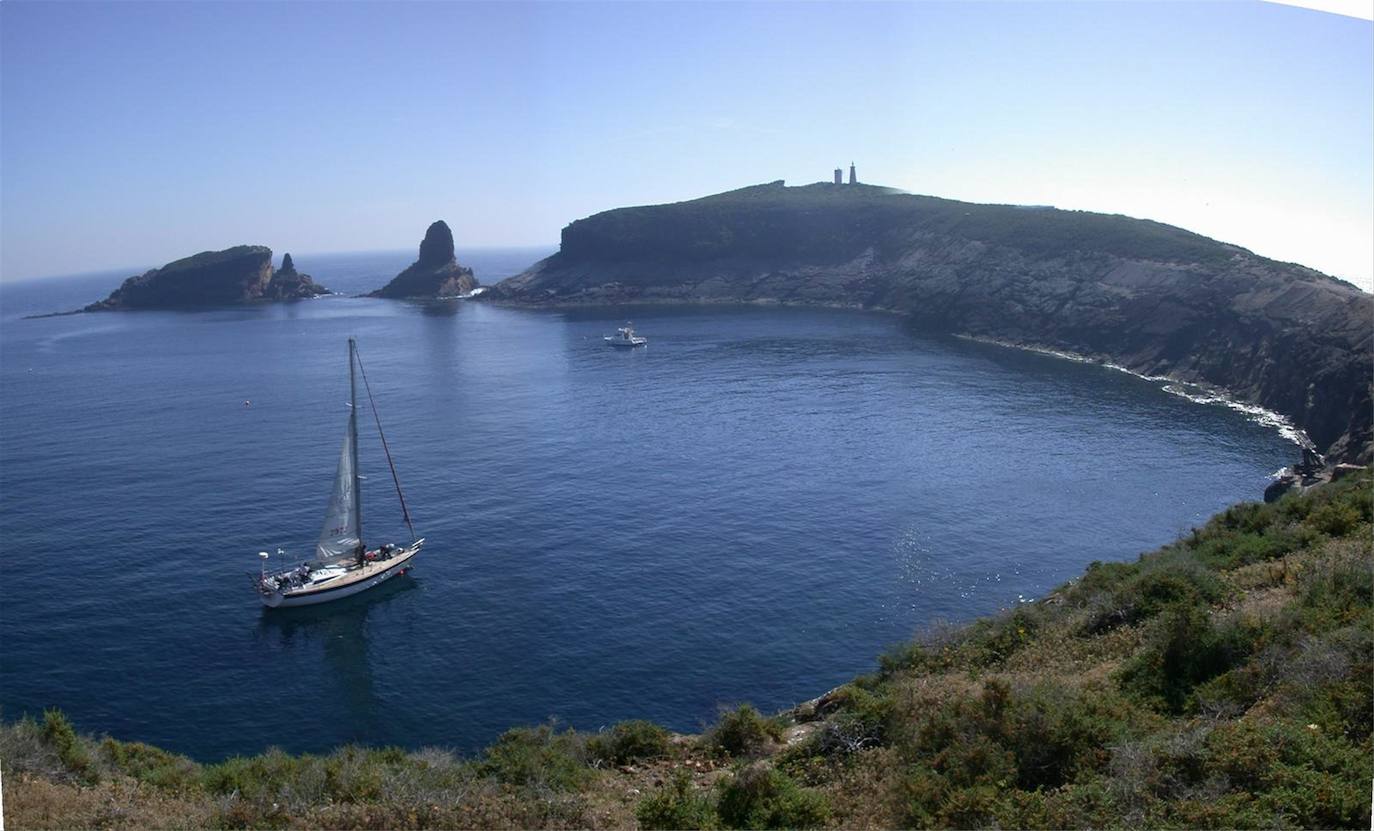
489, 182, 1373, 464
368, 221, 478, 299
77, 246, 328, 312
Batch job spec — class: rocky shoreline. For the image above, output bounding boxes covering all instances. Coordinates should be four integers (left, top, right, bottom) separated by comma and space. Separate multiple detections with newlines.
485, 181, 1373, 468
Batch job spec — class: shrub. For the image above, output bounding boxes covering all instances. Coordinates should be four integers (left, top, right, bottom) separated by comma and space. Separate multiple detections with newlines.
1292, 551, 1373, 633
478, 724, 590, 790
812, 685, 891, 756
1082, 560, 1225, 634
964, 607, 1042, 665
101, 737, 200, 791
706, 704, 783, 759
323, 745, 391, 802
1205, 719, 1372, 828
715, 765, 830, 829
587, 719, 671, 766
1118, 605, 1255, 714
203, 747, 325, 805
41, 709, 97, 783
637, 769, 717, 830
1001, 683, 1140, 790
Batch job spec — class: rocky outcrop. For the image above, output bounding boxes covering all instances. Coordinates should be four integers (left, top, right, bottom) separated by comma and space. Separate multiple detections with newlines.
489, 182, 1373, 464
74, 246, 327, 312
368, 221, 478, 299
262, 252, 329, 301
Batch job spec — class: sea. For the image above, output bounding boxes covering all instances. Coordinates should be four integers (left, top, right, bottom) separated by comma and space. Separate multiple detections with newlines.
0, 249, 1296, 761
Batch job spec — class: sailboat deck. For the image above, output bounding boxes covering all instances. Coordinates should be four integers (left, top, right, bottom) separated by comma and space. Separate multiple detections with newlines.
285, 545, 419, 598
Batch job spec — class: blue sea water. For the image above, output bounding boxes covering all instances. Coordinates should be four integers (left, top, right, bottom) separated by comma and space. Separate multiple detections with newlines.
0, 249, 1295, 761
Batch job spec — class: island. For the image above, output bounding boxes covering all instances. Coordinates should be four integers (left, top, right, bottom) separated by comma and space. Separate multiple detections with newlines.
486, 180, 1373, 466
367, 220, 479, 299
59, 246, 328, 314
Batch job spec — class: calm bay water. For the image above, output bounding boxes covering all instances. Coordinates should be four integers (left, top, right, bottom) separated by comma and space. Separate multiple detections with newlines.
0, 250, 1294, 760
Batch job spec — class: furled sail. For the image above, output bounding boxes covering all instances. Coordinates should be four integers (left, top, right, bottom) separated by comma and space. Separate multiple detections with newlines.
316, 429, 362, 563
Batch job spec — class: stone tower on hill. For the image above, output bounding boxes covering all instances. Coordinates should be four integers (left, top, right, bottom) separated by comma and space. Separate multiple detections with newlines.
833, 168, 843, 184
849, 162, 857, 184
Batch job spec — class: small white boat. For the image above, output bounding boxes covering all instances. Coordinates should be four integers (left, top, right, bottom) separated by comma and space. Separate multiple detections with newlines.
604, 324, 647, 348
255, 338, 424, 608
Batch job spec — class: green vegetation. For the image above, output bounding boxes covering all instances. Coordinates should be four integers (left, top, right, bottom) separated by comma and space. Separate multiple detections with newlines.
705, 704, 785, 759
3, 472, 1370, 829
588, 720, 672, 767
557, 181, 1252, 270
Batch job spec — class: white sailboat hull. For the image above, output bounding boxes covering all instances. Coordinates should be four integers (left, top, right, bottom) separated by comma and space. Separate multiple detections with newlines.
260, 541, 423, 608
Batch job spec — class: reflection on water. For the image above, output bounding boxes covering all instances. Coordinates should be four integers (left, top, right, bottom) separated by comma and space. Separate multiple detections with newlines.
255, 576, 419, 742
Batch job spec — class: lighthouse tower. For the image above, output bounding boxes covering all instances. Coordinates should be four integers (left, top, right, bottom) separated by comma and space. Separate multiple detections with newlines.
848, 162, 857, 185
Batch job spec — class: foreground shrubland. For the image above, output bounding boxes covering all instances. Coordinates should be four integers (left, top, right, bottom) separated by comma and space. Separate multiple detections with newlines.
4, 472, 1370, 829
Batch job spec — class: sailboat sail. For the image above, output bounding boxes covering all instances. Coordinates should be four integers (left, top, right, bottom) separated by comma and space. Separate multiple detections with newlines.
316, 340, 364, 564
316, 430, 362, 562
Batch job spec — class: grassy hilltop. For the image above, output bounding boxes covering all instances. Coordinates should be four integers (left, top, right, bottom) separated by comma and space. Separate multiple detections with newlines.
3, 471, 1371, 830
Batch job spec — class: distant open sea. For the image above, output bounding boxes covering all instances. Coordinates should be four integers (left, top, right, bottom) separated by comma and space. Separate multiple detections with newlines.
0, 249, 1295, 761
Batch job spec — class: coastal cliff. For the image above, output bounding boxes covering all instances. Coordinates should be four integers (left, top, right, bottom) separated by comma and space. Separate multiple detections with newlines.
368, 221, 479, 299
489, 182, 1373, 464
76, 246, 328, 312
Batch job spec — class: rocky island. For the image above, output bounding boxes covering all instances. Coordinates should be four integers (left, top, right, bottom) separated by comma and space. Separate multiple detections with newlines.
262, 253, 326, 301
368, 220, 479, 299
488, 181, 1373, 466
60, 246, 328, 314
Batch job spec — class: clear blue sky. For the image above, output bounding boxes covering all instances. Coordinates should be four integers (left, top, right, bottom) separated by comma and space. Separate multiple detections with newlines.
2, 1, 1370, 289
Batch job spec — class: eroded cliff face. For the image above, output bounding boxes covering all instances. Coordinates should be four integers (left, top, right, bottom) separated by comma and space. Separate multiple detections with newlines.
81, 246, 327, 311
490, 182, 1373, 464
368, 221, 478, 299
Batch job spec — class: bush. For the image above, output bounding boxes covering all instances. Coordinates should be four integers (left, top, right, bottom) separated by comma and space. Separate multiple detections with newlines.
715, 765, 830, 829
101, 737, 200, 791
587, 719, 671, 766
706, 704, 783, 759
203, 747, 325, 804
323, 745, 392, 802
1081, 560, 1226, 634
478, 724, 590, 790
42, 709, 97, 783
1118, 605, 1255, 714
1292, 551, 1373, 633
637, 769, 717, 830
964, 607, 1042, 665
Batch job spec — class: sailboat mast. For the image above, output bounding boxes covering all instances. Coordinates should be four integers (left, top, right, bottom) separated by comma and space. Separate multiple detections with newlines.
353, 341, 418, 543
348, 337, 364, 560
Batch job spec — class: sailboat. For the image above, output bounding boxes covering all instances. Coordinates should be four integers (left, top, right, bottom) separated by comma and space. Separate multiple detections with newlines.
255, 338, 424, 608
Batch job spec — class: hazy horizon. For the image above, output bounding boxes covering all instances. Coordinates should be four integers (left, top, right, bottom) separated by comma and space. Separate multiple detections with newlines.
3, 1, 1371, 290
0, 244, 558, 288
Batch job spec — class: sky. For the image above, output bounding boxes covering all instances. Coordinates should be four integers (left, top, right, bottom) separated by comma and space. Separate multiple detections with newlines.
2, 1, 1371, 290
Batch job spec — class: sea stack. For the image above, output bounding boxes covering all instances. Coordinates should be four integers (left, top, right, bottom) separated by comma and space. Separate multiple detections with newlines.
262, 253, 329, 301
79, 245, 328, 312
368, 220, 478, 299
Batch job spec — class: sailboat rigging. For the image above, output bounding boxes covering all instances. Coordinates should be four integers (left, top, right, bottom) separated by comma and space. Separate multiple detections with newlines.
255, 338, 424, 607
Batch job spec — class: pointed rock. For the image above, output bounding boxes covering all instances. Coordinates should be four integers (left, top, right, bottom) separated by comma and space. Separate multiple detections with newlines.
263, 252, 328, 300
368, 220, 478, 299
